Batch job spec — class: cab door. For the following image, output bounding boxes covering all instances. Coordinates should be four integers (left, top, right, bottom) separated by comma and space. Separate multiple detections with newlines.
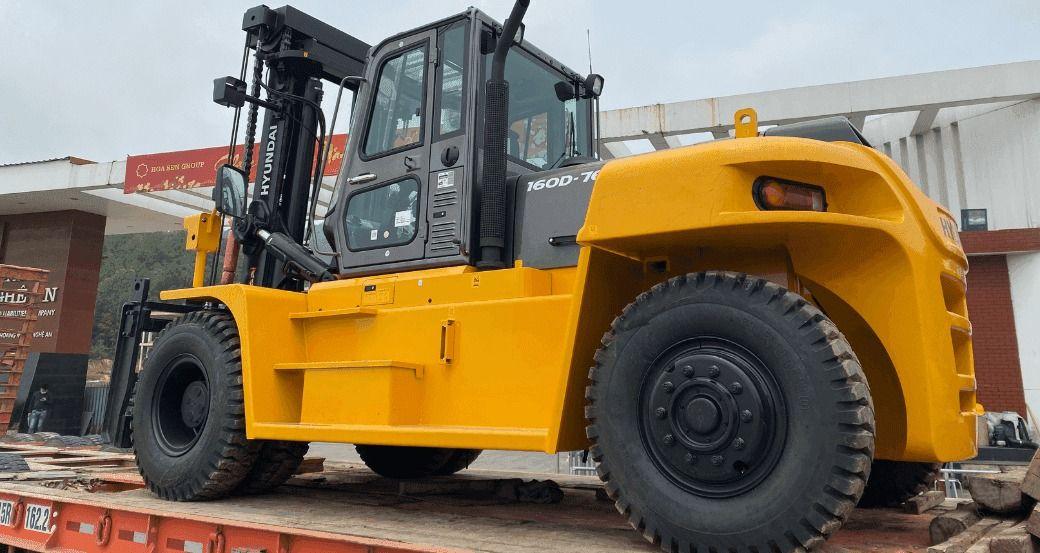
337, 29, 436, 270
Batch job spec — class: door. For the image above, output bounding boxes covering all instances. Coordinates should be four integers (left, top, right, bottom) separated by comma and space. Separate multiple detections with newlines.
338, 29, 436, 269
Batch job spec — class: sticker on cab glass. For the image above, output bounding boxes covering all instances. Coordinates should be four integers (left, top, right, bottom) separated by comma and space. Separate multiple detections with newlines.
394, 210, 413, 227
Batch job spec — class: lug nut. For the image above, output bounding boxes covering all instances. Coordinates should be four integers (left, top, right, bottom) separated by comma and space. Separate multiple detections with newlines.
711, 455, 724, 466
729, 382, 743, 395
663, 381, 675, 393
655, 407, 667, 419
732, 438, 745, 450
708, 365, 720, 378
682, 364, 695, 377
741, 410, 753, 422
685, 452, 696, 464
663, 434, 675, 445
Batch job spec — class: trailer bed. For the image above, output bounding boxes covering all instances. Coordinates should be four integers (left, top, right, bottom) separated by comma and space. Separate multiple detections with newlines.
0, 445, 939, 552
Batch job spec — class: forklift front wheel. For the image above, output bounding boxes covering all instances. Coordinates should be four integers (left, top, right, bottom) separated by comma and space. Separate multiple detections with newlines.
132, 311, 259, 501
586, 271, 875, 552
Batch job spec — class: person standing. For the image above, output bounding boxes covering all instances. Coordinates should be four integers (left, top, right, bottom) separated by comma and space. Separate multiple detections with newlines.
26, 384, 49, 433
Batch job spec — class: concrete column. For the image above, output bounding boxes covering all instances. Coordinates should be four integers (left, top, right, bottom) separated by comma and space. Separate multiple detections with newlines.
0, 210, 105, 354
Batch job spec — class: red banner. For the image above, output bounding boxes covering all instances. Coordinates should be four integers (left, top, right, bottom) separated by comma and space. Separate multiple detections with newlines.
124, 134, 348, 194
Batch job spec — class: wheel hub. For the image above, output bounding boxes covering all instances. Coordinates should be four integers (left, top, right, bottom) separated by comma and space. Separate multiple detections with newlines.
152, 354, 210, 457
180, 381, 209, 428
684, 397, 719, 434
641, 338, 787, 498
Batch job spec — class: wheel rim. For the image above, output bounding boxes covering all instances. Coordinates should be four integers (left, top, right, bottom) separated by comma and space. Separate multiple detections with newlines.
151, 353, 210, 457
639, 337, 787, 498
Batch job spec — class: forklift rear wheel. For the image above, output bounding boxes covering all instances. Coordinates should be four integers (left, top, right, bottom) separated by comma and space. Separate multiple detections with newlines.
586, 271, 875, 552
133, 311, 258, 501
356, 445, 481, 478
858, 460, 941, 508
235, 441, 310, 494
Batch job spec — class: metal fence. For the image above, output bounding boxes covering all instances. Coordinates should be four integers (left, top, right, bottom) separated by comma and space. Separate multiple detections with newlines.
567, 451, 597, 476
81, 381, 109, 435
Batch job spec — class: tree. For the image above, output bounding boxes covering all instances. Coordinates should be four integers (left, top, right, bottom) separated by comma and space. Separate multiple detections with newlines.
91, 232, 194, 360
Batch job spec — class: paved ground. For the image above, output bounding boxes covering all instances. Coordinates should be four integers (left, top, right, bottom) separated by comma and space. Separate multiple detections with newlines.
307, 443, 571, 474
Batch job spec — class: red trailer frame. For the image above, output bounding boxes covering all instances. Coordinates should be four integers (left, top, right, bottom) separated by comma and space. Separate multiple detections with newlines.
0, 486, 461, 553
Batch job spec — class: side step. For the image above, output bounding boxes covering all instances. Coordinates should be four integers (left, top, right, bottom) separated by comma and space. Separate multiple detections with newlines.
287, 307, 379, 320
273, 360, 424, 378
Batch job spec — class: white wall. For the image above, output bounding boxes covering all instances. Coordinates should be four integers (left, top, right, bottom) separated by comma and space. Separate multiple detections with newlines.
1010, 252, 1040, 421
863, 99, 1040, 231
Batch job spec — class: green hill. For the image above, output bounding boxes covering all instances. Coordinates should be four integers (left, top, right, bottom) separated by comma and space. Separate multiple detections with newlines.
91, 231, 194, 359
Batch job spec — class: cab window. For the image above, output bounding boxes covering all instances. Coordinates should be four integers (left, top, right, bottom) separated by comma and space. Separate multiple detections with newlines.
364, 45, 428, 157
487, 46, 591, 169
436, 22, 467, 137
345, 178, 419, 250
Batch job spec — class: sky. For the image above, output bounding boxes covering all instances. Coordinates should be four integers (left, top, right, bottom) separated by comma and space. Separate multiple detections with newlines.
1, 0, 1038, 164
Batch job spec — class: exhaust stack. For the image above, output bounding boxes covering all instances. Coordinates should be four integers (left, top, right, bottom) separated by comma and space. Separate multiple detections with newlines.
477, 0, 530, 268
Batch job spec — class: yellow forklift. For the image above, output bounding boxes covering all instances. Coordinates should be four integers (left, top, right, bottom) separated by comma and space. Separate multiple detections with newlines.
103, 1, 979, 550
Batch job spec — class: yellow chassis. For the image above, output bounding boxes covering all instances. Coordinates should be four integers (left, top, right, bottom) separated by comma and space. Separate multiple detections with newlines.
170, 135, 979, 463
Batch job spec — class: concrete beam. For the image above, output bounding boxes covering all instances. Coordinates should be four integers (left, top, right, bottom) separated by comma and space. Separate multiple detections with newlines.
647, 134, 670, 151
601, 141, 634, 159
601, 60, 1040, 142
911, 107, 941, 135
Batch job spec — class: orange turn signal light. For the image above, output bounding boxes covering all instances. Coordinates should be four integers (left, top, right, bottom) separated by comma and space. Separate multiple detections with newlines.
753, 177, 827, 212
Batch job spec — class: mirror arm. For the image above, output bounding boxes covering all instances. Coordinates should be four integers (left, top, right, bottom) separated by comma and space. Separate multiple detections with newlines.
242, 94, 280, 111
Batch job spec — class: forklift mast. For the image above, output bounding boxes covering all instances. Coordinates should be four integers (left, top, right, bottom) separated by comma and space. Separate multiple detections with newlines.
233, 5, 370, 290
102, 6, 372, 447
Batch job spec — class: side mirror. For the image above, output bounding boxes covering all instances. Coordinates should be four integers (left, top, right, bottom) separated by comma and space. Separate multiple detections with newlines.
213, 164, 247, 218
582, 73, 604, 99
554, 80, 577, 102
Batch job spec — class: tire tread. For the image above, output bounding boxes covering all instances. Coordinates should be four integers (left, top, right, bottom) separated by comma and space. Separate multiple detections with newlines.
133, 310, 259, 501
585, 271, 875, 552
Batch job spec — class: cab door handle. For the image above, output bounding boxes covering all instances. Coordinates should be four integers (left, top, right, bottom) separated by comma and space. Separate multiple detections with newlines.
347, 173, 377, 185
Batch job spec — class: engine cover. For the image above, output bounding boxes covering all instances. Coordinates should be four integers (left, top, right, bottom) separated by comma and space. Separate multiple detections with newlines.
512, 161, 606, 268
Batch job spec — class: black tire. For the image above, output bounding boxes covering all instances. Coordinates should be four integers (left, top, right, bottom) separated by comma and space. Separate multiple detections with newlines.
132, 311, 258, 501
235, 441, 309, 494
356, 445, 459, 478
0, 453, 29, 473
433, 449, 482, 476
586, 271, 875, 552
858, 460, 941, 508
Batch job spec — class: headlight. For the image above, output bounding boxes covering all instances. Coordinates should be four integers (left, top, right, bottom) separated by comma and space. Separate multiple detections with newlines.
753, 177, 827, 212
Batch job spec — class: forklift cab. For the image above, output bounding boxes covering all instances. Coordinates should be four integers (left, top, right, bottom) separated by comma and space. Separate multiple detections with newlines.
330, 9, 598, 276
